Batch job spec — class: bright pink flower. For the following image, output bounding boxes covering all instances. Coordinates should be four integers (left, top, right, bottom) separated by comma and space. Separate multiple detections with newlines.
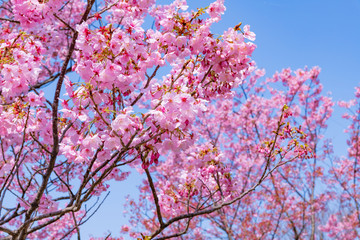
243, 25, 256, 41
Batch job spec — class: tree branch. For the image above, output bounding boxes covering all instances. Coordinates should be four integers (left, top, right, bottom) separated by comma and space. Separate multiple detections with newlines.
145, 168, 164, 227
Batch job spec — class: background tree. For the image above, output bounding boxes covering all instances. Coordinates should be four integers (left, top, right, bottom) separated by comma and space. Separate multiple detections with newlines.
0, 0, 358, 239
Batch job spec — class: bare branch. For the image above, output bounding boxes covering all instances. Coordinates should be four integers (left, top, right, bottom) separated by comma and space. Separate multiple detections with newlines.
145, 168, 164, 227
0, 17, 19, 23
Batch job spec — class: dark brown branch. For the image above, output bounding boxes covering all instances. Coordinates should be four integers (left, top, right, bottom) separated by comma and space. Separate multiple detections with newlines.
0, 17, 19, 23
54, 13, 75, 32
131, 65, 160, 106
145, 168, 164, 227
0, 226, 14, 237
59, 121, 75, 143
75, 146, 104, 205
87, 1, 119, 19
201, 65, 213, 85
154, 218, 192, 240
29, 133, 51, 154
71, 211, 81, 240
28, 212, 70, 234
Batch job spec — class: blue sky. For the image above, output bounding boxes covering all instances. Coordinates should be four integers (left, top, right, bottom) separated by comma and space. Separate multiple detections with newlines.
79, 0, 360, 238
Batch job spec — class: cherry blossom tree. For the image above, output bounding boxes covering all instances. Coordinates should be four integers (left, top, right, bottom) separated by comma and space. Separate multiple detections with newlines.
124, 65, 333, 240
319, 87, 360, 239
0, 0, 357, 239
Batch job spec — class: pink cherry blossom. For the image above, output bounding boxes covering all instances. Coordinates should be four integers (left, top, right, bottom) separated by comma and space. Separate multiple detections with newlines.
0, 0, 357, 239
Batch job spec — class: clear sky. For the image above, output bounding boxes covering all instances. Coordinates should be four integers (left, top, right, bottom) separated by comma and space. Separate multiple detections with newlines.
79, 0, 360, 238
